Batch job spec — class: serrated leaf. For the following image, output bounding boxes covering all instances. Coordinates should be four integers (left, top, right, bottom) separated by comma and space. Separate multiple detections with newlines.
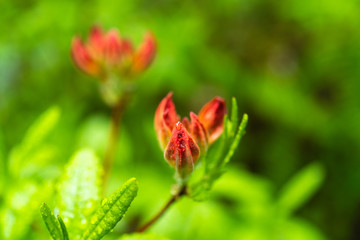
57, 216, 69, 240
81, 178, 138, 240
9, 106, 60, 177
118, 233, 171, 240
277, 162, 325, 215
57, 149, 103, 239
40, 203, 63, 240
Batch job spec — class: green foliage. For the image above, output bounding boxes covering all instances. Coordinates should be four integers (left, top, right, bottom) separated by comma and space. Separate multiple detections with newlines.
40, 203, 63, 240
57, 215, 70, 240
277, 162, 325, 216
119, 233, 171, 240
57, 149, 103, 239
8, 106, 60, 178
188, 98, 248, 200
81, 178, 138, 240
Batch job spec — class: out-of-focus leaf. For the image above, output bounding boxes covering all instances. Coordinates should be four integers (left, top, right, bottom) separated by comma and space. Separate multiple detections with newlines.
8, 106, 60, 177
57, 215, 69, 240
277, 162, 325, 215
57, 149, 103, 239
0, 128, 5, 195
81, 178, 138, 240
40, 203, 63, 240
118, 233, 171, 240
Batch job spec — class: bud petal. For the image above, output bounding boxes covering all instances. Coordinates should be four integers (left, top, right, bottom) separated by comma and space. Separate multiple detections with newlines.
71, 37, 100, 76
132, 32, 156, 73
88, 25, 105, 59
104, 30, 123, 65
154, 93, 180, 150
198, 97, 226, 143
182, 117, 190, 131
164, 122, 200, 179
189, 112, 208, 152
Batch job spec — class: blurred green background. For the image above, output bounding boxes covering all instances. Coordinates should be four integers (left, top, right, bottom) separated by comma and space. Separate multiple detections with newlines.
1, 0, 359, 239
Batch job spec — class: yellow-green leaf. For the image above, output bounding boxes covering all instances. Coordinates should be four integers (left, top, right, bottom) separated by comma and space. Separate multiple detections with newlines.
81, 178, 138, 240
40, 203, 63, 240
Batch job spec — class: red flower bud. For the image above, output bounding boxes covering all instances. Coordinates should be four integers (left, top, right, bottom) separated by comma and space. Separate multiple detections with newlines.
198, 97, 226, 143
154, 93, 180, 150
189, 112, 208, 152
164, 122, 200, 179
132, 32, 156, 73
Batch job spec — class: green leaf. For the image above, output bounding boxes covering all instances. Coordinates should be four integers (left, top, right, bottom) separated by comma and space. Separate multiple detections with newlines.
228, 97, 238, 137
118, 233, 171, 240
57, 149, 103, 239
277, 162, 325, 215
57, 216, 69, 240
40, 203, 63, 240
223, 113, 248, 166
81, 178, 138, 240
8, 106, 60, 177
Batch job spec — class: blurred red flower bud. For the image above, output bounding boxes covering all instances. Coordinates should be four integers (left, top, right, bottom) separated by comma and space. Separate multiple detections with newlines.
154, 92, 180, 150
198, 97, 226, 143
164, 122, 200, 179
71, 25, 156, 79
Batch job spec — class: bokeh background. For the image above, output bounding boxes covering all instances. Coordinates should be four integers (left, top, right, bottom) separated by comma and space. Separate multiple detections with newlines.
1, 0, 359, 239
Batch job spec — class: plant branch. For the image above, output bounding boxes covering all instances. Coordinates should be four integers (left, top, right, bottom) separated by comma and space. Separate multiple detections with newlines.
136, 185, 187, 233
102, 96, 129, 194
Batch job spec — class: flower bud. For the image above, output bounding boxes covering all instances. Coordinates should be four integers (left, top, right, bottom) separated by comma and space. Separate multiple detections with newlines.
164, 122, 200, 179
189, 112, 208, 153
198, 97, 226, 143
154, 93, 179, 150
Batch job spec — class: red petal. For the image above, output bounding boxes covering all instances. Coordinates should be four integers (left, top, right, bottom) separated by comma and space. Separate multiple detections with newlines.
189, 112, 208, 153
198, 97, 226, 143
71, 37, 100, 76
88, 25, 105, 58
154, 93, 180, 150
164, 122, 200, 179
132, 32, 156, 73
104, 30, 123, 65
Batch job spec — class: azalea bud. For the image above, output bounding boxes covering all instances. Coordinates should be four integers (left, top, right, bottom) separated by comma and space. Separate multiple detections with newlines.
154, 93, 180, 150
198, 97, 226, 143
132, 32, 156, 73
189, 112, 208, 153
71, 25, 156, 80
164, 122, 200, 179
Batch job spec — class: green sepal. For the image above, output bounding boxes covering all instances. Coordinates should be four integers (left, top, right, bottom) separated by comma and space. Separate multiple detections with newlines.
40, 203, 63, 240
81, 178, 138, 240
57, 215, 69, 240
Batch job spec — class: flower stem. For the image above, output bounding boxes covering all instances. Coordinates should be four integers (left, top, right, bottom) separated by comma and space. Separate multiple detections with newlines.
102, 96, 129, 195
136, 185, 187, 233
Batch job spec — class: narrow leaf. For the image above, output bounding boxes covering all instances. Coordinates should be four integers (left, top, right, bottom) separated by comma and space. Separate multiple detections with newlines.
57, 215, 69, 240
57, 149, 103, 239
81, 178, 138, 240
40, 203, 63, 240
277, 162, 325, 215
229, 97, 238, 137
223, 113, 248, 165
